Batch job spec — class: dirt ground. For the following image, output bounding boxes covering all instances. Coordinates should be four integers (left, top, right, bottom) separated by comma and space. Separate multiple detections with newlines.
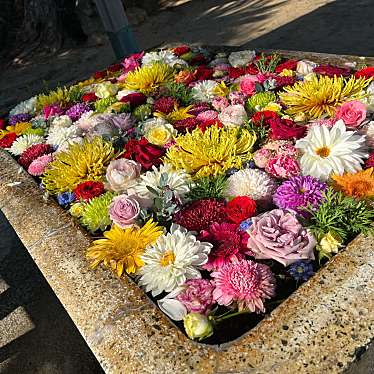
1, 0, 374, 115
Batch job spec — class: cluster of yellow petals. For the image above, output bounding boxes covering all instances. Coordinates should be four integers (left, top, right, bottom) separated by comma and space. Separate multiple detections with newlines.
86, 219, 164, 276
279, 75, 371, 119
154, 104, 194, 123
332, 168, 374, 199
0, 122, 32, 139
122, 63, 174, 94
164, 125, 256, 178
42, 137, 115, 194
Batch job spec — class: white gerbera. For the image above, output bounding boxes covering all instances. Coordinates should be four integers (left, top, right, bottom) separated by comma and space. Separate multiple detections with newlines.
191, 80, 218, 102
142, 50, 187, 67
9, 96, 37, 116
8, 134, 44, 156
224, 169, 277, 202
131, 164, 192, 204
228, 50, 256, 67
46, 125, 81, 148
295, 120, 368, 181
138, 224, 212, 296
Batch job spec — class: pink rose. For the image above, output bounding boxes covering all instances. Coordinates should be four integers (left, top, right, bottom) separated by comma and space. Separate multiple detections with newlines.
247, 209, 316, 266
109, 195, 140, 228
239, 74, 259, 96
335, 100, 367, 128
105, 158, 141, 192
265, 154, 300, 179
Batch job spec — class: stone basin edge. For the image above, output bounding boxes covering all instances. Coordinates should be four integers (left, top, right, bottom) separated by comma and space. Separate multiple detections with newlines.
0, 48, 373, 374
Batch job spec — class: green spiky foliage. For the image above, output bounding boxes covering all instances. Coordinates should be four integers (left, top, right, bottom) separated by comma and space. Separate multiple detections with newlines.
162, 82, 193, 106
254, 53, 282, 73
94, 97, 117, 113
80, 192, 116, 233
186, 175, 227, 201
133, 103, 153, 121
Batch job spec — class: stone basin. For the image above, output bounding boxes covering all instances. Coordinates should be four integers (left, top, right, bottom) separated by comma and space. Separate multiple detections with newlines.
0, 48, 374, 374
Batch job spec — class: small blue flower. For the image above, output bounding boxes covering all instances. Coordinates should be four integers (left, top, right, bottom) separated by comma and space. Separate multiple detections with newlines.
243, 160, 256, 169
57, 192, 76, 206
225, 168, 239, 177
288, 261, 314, 282
239, 218, 253, 231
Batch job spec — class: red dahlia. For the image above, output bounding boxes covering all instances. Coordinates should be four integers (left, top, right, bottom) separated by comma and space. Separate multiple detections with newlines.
274, 75, 297, 88
173, 198, 227, 232
74, 181, 105, 201
269, 117, 306, 140
0, 119, 6, 130
228, 67, 246, 79
153, 97, 177, 114
18, 143, 53, 169
122, 137, 165, 170
0, 132, 17, 148
107, 63, 122, 72
251, 110, 279, 127
365, 152, 374, 168
201, 222, 250, 271
93, 70, 107, 80
313, 64, 351, 77
355, 66, 374, 79
194, 65, 214, 81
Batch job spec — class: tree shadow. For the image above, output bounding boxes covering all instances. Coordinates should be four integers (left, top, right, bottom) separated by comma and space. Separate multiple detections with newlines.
242, 0, 374, 56
0, 210, 103, 374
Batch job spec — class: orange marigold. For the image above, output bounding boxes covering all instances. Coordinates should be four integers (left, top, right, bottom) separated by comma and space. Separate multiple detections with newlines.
332, 168, 374, 198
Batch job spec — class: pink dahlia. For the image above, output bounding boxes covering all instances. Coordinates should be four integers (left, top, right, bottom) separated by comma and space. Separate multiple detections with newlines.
212, 96, 229, 111
188, 102, 211, 116
28, 154, 53, 176
200, 222, 251, 271
247, 209, 316, 266
173, 198, 227, 232
196, 110, 219, 124
229, 91, 246, 106
211, 260, 276, 313
176, 279, 215, 315
313, 64, 351, 77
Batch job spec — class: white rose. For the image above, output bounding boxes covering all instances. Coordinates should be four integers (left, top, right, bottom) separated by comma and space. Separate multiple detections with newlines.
95, 82, 119, 99
296, 60, 317, 76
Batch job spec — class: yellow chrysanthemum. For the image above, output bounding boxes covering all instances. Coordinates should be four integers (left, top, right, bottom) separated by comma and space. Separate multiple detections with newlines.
154, 104, 194, 123
212, 81, 230, 97
122, 63, 174, 94
42, 137, 115, 194
164, 125, 256, 178
332, 168, 374, 198
279, 75, 372, 119
6, 122, 32, 135
86, 219, 164, 276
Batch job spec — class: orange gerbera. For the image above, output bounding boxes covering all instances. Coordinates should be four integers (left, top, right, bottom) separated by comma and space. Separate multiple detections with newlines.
332, 168, 374, 198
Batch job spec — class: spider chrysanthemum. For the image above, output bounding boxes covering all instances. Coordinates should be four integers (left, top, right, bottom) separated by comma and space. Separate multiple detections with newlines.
123, 63, 174, 94
165, 126, 256, 178
42, 137, 115, 194
86, 219, 164, 276
279, 75, 371, 119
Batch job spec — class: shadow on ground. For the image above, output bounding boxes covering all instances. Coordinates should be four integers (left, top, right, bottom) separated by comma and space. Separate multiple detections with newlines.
0, 210, 103, 374
243, 0, 374, 56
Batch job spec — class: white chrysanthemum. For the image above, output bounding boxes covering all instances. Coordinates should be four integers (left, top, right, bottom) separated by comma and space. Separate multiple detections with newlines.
9, 96, 37, 116
75, 111, 95, 132
130, 164, 192, 204
51, 115, 72, 129
295, 120, 368, 181
191, 80, 218, 102
142, 50, 187, 67
138, 224, 212, 296
46, 125, 81, 148
8, 134, 44, 156
224, 169, 277, 202
228, 50, 256, 67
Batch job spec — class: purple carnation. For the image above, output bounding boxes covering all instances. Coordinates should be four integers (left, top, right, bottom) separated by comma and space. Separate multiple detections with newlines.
65, 103, 91, 121
273, 175, 327, 216
9, 113, 31, 125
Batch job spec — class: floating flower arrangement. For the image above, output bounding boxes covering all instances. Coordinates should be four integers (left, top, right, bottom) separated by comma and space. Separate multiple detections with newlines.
2, 46, 374, 343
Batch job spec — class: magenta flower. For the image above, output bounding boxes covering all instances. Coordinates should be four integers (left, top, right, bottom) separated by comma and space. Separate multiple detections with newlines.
211, 260, 276, 313
201, 222, 250, 271
176, 279, 215, 315
247, 209, 316, 266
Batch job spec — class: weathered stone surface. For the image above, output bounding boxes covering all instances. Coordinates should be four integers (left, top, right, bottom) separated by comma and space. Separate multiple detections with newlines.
0, 49, 373, 374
